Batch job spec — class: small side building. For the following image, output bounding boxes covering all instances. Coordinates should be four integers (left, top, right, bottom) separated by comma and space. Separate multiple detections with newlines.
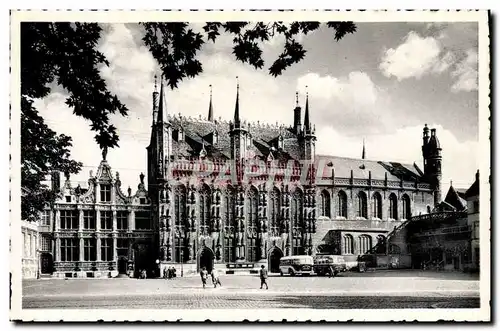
466, 170, 480, 271
21, 219, 39, 279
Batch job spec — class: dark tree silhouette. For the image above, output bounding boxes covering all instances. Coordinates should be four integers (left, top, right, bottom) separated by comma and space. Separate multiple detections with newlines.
20, 21, 356, 219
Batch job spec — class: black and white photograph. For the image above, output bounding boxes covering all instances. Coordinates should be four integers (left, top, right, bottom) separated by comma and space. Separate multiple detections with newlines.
9, 10, 490, 322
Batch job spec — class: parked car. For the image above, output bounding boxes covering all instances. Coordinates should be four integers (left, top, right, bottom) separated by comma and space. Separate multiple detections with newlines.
313, 254, 347, 277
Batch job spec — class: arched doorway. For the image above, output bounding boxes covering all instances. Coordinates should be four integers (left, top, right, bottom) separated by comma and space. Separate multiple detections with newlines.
198, 247, 214, 273
268, 247, 284, 273
117, 256, 128, 274
40, 253, 53, 274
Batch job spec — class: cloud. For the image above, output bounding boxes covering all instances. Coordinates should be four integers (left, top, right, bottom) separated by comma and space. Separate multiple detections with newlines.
295, 71, 392, 135
379, 29, 478, 93
379, 31, 452, 81
451, 49, 478, 92
315, 124, 479, 193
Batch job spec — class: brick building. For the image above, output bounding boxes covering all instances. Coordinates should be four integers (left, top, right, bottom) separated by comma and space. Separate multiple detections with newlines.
38, 79, 442, 278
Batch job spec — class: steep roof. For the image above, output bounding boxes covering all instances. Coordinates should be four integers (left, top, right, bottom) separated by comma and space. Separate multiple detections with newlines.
165, 116, 428, 183
444, 186, 467, 211
465, 173, 480, 198
316, 155, 425, 182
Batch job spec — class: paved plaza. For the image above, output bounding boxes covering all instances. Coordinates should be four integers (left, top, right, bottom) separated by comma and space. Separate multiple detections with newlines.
22, 270, 480, 309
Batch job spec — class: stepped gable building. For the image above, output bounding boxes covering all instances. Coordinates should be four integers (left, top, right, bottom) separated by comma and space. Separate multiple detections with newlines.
40, 78, 443, 278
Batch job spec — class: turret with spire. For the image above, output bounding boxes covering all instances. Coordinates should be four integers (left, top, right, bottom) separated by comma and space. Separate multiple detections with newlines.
152, 74, 159, 124
293, 91, 302, 134
229, 76, 248, 182
422, 124, 442, 207
208, 84, 214, 122
362, 139, 366, 160
300, 87, 316, 161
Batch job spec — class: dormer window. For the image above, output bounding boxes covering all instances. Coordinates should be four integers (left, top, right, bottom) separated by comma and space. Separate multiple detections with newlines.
100, 184, 111, 202
140, 198, 146, 205
213, 130, 219, 144
65, 196, 71, 203
278, 135, 284, 150
178, 127, 184, 141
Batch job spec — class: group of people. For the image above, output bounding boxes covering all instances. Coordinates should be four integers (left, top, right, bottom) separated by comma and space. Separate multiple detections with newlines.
199, 267, 222, 288
163, 266, 177, 279
199, 265, 269, 290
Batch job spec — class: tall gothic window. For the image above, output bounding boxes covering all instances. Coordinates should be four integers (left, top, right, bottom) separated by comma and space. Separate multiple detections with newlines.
100, 184, 111, 202
269, 187, 281, 233
175, 185, 187, 227
224, 186, 235, 228
224, 237, 235, 263
343, 234, 354, 255
291, 189, 304, 255
389, 193, 398, 220
83, 238, 96, 261
320, 190, 331, 217
101, 238, 113, 261
174, 238, 186, 263
357, 192, 368, 218
337, 191, 347, 218
402, 194, 411, 220
100, 211, 112, 230
199, 185, 211, 234
358, 235, 372, 255
60, 210, 78, 229
247, 186, 258, 262
60, 238, 79, 261
372, 192, 382, 219
224, 186, 235, 263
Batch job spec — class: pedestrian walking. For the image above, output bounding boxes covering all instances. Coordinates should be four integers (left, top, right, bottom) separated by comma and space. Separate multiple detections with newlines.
328, 265, 335, 278
259, 265, 269, 290
211, 269, 222, 288
200, 267, 208, 288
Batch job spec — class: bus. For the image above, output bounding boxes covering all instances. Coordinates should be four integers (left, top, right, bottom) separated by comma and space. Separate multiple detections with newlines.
279, 255, 314, 276
313, 254, 347, 277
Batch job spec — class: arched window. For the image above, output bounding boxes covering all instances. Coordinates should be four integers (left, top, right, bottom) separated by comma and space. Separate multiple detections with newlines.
320, 190, 331, 217
223, 186, 235, 263
269, 187, 281, 233
199, 185, 211, 234
358, 235, 372, 255
357, 192, 368, 218
389, 193, 398, 220
402, 194, 411, 220
343, 234, 354, 255
337, 191, 347, 218
174, 185, 187, 227
372, 192, 382, 219
246, 186, 258, 262
291, 189, 304, 255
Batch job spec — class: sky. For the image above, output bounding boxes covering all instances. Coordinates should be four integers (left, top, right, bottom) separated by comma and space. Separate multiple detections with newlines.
35, 21, 480, 196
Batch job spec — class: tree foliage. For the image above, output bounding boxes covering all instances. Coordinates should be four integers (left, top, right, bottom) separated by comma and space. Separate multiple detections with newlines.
20, 20, 356, 220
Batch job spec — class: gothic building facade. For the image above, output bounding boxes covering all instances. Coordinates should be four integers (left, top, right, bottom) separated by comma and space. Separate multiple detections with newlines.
39, 79, 443, 278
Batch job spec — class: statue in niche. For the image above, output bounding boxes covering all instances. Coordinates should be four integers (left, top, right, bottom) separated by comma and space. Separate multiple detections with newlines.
139, 173, 145, 185
127, 186, 132, 197
188, 242, 194, 260
160, 189, 166, 202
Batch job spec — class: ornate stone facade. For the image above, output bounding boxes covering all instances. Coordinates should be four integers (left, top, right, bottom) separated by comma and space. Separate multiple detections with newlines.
39, 79, 443, 277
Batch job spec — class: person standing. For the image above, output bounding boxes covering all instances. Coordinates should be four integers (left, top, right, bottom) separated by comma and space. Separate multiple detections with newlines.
259, 265, 269, 290
211, 269, 222, 288
200, 267, 208, 289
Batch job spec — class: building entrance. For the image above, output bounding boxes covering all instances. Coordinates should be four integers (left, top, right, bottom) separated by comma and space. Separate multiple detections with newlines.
198, 247, 214, 273
268, 247, 283, 273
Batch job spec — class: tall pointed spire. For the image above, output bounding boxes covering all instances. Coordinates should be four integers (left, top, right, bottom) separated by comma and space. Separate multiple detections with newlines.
157, 75, 168, 123
152, 74, 159, 124
362, 139, 366, 160
234, 76, 240, 126
304, 87, 311, 133
295, 91, 299, 107
208, 84, 214, 121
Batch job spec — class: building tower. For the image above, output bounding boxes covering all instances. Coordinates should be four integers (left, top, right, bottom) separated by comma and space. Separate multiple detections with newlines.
293, 91, 302, 134
208, 84, 214, 122
147, 76, 173, 267
229, 77, 248, 182
422, 124, 443, 206
302, 90, 317, 162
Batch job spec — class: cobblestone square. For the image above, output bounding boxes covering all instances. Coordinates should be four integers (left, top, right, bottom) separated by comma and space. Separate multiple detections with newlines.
22, 270, 480, 309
